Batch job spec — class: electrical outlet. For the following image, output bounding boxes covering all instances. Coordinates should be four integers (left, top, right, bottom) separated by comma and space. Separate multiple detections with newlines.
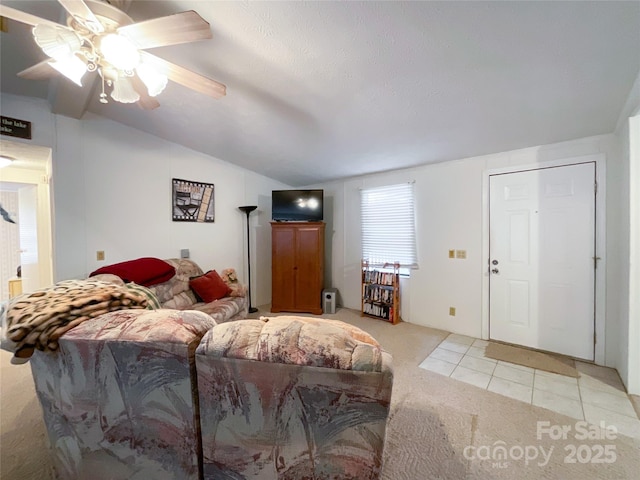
180, 249, 190, 259
449, 307, 456, 316
455, 250, 467, 259
96, 251, 105, 261
448, 250, 455, 259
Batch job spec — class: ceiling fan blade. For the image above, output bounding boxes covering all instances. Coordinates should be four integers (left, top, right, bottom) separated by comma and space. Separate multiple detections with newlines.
17, 60, 58, 81
49, 70, 98, 119
0, 5, 64, 28
118, 11, 212, 50
130, 75, 161, 110
57, 0, 104, 33
140, 52, 226, 99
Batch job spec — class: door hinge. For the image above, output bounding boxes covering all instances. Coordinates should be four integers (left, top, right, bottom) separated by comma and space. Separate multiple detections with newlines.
594, 332, 597, 345
41, 174, 50, 184
594, 181, 598, 194
593, 256, 601, 269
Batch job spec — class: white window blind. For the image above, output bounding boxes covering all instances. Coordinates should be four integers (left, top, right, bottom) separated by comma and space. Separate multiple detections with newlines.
360, 183, 418, 268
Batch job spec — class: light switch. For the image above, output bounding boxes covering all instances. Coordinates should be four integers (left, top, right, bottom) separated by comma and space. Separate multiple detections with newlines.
449, 307, 456, 316
448, 250, 455, 259
96, 251, 105, 261
456, 250, 467, 259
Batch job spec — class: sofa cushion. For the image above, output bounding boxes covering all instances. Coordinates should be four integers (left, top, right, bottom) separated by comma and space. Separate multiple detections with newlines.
192, 296, 247, 324
190, 270, 230, 302
149, 259, 203, 307
197, 315, 385, 372
90, 257, 176, 287
62, 308, 216, 344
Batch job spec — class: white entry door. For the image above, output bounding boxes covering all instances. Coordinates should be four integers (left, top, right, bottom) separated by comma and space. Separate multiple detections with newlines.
489, 163, 596, 360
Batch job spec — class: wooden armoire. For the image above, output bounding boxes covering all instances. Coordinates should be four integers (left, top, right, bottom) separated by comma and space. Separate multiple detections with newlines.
271, 221, 325, 314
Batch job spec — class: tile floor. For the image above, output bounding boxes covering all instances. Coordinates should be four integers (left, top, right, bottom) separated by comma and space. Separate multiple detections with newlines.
419, 333, 640, 440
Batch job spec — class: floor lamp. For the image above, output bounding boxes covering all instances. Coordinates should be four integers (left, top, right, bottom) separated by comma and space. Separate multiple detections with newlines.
239, 206, 258, 313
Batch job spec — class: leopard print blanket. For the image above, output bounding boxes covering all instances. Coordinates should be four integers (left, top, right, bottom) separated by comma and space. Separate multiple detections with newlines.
2, 279, 148, 362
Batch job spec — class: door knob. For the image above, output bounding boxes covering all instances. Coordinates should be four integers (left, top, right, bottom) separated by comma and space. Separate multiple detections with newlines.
491, 268, 499, 274
492, 259, 499, 265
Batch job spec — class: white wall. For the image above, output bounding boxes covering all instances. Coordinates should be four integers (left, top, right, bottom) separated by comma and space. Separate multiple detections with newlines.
607, 68, 640, 393
0, 93, 290, 307
609, 119, 630, 385
628, 114, 640, 394
314, 134, 621, 367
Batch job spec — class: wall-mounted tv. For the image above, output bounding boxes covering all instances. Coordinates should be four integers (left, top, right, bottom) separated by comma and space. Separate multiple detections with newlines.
272, 189, 324, 222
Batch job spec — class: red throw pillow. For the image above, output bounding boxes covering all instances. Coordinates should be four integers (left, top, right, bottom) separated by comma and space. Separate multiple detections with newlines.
189, 270, 230, 302
90, 257, 175, 287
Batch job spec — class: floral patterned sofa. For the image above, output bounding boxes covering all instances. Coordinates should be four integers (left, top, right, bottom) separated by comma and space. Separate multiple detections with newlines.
92, 258, 248, 324
148, 258, 248, 323
27, 312, 393, 480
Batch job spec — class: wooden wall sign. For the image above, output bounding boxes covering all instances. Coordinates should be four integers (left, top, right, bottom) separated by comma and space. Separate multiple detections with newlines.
1, 116, 32, 139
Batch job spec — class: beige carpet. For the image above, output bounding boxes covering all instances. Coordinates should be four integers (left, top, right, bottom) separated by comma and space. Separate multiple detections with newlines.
485, 341, 579, 377
254, 308, 640, 479
2, 307, 639, 479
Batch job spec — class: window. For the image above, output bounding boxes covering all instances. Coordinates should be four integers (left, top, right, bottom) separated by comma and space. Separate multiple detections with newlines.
360, 182, 418, 270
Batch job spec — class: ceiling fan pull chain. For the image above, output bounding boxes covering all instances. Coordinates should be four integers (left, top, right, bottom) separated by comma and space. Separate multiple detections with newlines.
99, 76, 108, 104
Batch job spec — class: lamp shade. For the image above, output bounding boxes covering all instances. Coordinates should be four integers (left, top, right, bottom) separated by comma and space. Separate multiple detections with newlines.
33, 24, 82, 60
110, 76, 140, 103
136, 63, 168, 97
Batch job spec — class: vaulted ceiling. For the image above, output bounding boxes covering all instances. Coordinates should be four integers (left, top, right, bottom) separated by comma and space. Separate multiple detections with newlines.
1, 1, 639, 186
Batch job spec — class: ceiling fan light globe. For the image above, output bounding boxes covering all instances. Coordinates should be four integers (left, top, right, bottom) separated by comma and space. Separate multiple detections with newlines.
100, 33, 140, 71
110, 76, 140, 104
136, 64, 167, 97
49, 55, 87, 87
33, 24, 82, 61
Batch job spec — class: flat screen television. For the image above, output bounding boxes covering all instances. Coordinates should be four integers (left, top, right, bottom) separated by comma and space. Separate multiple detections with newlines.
272, 189, 324, 222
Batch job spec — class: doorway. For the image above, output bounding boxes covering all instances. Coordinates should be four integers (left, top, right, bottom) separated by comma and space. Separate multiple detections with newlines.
488, 162, 596, 360
0, 140, 53, 299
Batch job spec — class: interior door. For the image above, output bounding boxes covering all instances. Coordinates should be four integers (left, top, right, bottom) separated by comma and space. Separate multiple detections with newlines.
489, 163, 596, 360
18, 184, 40, 293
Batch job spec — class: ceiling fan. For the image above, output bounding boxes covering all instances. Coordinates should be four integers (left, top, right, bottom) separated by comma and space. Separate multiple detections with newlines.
0, 0, 226, 109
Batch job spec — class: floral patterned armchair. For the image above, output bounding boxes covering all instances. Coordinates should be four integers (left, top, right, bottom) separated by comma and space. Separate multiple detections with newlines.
195, 315, 394, 479
30, 308, 215, 480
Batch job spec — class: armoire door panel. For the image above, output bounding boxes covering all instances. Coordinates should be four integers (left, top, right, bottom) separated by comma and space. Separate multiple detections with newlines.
271, 227, 296, 311
295, 227, 324, 311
